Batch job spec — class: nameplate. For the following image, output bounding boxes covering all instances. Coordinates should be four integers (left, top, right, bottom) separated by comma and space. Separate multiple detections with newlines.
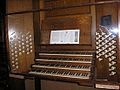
9, 74, 24, 79
96, 84, 120, 89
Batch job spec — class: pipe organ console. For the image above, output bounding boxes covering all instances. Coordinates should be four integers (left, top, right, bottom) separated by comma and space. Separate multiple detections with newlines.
6, 0, 120, 89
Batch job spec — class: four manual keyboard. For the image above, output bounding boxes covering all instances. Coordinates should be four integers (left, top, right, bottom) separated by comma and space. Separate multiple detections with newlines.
29, 51, 94, 82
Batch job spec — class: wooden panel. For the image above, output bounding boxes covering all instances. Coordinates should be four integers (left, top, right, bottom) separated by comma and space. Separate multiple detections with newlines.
9, 77, 25, 90
6, 0, 32, 13
95, 0, 111, 1
32, 0, 41, 55
41, 16, 92, 49
44, 0, 90, 9
40, 0, 45, 29
96, 3, 119, 82
40, 45, 93, 51
25, 79, 35, 90
96, 3, 118, 28
41, 80, 102, 90
118, 2, 120, 83
9, 77, 35, 90
7, 13, 35, 73
44, 0, 90, 17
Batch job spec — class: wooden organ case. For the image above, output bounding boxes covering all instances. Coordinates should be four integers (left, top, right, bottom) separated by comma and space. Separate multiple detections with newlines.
6, 0, 120, 89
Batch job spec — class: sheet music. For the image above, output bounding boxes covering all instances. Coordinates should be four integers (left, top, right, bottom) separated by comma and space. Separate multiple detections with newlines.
50, 29, 80, 44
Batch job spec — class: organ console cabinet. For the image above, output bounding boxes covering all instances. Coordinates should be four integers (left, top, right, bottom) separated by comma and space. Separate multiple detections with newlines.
6, 0, 120, 89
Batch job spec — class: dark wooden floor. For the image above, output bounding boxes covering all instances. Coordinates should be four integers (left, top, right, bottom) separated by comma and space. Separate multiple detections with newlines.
41, 80, 106, 90
2, 78, 107, 90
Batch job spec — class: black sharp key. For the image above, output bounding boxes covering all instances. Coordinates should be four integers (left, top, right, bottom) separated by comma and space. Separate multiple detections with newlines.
51, 64, 54, 66
69, 58, 72, 61
71, 72, 74, 75
60, 71, 63, 75
75, 73, 79, 76
81, 73, 85, 77
47, 71, 51, 73
64, 72, 68, 75
77, 73, 81, 76
52, 71, 57, 74
71, 65, 76, 68
77, 65, 82, 69
55, 64, 59, 67
70, 72, 75, 76
60, 64, 65, 67
59, 71, 63, 75
69, 72, 72, 75
85, 73, 88, 77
